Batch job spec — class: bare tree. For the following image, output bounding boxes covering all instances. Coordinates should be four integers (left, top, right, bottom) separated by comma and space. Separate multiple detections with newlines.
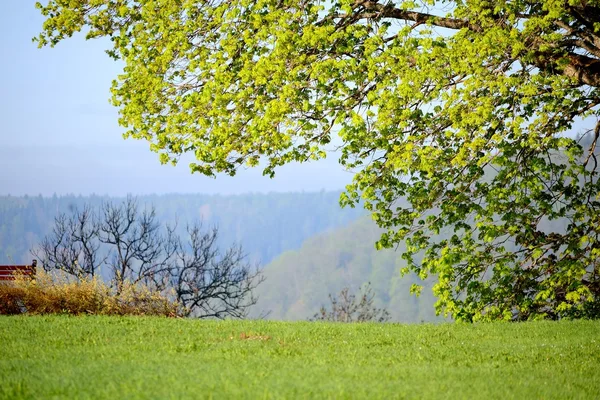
172, 224, 264, 318
34, 204, 102, 277
97, 197, 178, 292
33, 197, 262, 318
311, 283, 390, 323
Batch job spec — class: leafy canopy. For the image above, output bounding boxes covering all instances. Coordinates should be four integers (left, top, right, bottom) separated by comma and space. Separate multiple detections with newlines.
36, 0, 600, 320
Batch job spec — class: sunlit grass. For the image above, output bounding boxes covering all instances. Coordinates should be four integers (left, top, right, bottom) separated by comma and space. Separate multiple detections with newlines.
0, 316, 598, 399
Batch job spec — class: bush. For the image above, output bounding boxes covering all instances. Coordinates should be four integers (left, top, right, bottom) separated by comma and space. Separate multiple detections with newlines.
0, 271, 178, 317
311, 283, 390, 323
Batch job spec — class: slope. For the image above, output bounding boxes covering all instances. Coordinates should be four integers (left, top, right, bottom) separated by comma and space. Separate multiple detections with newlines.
254, 216, 441, 323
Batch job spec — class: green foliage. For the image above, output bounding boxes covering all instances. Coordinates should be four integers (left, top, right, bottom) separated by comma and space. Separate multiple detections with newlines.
1, 316, 599, 399
35, 1, 600, 320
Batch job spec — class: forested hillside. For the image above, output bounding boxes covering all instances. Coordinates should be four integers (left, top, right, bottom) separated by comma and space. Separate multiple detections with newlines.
0, 192, 364, 265
254, 216, 441, 323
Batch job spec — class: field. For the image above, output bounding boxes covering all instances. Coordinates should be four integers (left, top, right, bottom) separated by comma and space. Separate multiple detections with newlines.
0, 316, 598, 399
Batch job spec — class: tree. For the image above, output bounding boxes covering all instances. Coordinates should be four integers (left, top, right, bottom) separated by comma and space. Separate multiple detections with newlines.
171, 223, 263, 318
35, 0, 600, 320
311, 283, 390, 322
36, 204, 103, 277
34, 198, 263, 318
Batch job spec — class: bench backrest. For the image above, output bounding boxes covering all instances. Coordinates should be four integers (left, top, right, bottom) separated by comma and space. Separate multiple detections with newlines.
0, 261, 37, 281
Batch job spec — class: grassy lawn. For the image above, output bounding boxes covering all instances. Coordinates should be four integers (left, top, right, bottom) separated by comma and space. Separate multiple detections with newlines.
0, 316, 598, 399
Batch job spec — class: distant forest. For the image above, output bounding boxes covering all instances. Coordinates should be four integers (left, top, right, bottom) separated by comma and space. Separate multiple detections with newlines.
0, 192, 364, 266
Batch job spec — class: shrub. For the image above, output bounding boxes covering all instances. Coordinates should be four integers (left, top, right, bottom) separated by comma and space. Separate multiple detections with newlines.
0, 271, 179, 317
311, 283, 390, 323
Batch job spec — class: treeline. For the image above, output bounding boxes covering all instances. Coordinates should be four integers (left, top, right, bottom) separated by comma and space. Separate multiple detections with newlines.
0, 192, 364, 265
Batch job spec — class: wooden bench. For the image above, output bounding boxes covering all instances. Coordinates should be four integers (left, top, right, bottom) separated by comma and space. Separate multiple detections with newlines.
0, 260, 37, 281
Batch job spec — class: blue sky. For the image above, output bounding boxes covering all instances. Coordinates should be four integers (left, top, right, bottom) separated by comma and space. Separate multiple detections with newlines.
0, 3, 352, 196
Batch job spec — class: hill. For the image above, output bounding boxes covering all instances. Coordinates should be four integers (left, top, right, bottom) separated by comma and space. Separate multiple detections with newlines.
254, 216, 441, 322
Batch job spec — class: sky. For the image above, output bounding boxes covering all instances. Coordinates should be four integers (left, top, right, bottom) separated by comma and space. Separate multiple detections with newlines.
0, 3, 353, 196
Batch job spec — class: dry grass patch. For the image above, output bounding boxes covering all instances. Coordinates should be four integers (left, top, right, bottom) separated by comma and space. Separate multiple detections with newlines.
0, 271, 178, 317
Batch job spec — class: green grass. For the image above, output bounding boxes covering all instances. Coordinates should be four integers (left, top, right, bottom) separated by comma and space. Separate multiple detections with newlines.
0, 316, 598, 399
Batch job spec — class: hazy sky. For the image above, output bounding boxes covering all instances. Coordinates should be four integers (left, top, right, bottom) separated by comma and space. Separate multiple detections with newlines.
0, 3, 353, 196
